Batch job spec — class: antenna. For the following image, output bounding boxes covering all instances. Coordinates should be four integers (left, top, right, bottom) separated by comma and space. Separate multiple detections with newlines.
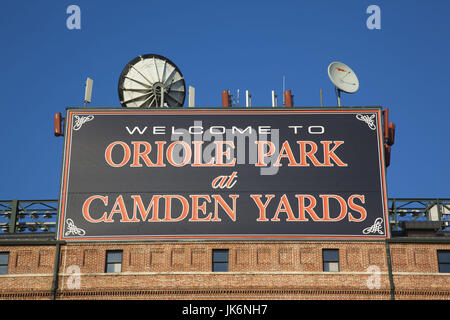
160, 85, 165, 107
188, 86, 195, 108
245, 90, 252, 107
282, 76, 286, 105
84, 77, 93, 107
320, 88, 323, 107
336, 87, 341, 107
271, 90, 277, 107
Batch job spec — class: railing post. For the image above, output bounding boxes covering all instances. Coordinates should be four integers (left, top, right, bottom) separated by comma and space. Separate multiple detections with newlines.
51, 241, 62, 300
385, 240, 395, 300
8, 199, 18, 233
391, 199, 397, 232
437, 199, 443, 231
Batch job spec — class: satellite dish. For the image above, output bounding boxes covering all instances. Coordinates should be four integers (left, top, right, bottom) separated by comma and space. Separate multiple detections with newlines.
118, 54, 186, 108
328, 62, 359, 106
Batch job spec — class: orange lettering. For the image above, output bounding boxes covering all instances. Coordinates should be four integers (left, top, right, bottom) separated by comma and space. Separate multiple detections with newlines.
189, 195, 212, 221
250, 194, 275, 221
321, 141, 347, 167
295, 195, 320, 221
320, 195, 348, 221
255, 141, 275, 167
271, 194, 298, 221
348, 195, 367, 222
297, 141, 322, 166
274, 141, 299, 167
131, 195, 161, 222
162, 195, 189, 221
82, 195, 108, 223
211, 194, 239, 222
105, 141, 131, 167
105, 195, 133, 222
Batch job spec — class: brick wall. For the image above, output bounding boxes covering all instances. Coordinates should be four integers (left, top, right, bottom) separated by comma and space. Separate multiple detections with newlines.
0, 241, 449, 300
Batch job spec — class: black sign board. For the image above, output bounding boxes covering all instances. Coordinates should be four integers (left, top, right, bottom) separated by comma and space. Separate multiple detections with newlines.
57, 108, 389, 241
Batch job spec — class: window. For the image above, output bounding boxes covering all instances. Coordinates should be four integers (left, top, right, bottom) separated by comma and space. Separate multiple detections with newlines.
438, 250, 450, 273
0, 252, 9, 275
212, 249, 229, 272
105, 250, 122, 273
323, 249, 339, 272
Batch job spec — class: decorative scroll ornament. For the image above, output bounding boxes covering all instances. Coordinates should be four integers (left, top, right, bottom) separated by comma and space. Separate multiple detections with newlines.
65, 219, 86, 236
356, 114, 377, 130
362, 218, 384, 235
73, 115, 94, 131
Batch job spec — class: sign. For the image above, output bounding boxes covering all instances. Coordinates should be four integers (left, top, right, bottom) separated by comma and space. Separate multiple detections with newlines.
57, 108, 389, 241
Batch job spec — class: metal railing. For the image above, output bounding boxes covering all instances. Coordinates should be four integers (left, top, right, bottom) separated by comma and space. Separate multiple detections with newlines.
0, 200, 58, 234
388, 198, 450, 233
0, 198, 449, 235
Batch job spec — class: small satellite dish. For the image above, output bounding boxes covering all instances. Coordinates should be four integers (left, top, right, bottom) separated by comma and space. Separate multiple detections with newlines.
328, 62, 359, 106
118, 54, 186, 108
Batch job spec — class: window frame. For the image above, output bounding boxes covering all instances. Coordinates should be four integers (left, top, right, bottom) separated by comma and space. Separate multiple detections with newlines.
212, 249, 229, 272
322, 249, 340, 272
0, 252, 9, 275
105, 250, 123, 273
437, 250, 450, 273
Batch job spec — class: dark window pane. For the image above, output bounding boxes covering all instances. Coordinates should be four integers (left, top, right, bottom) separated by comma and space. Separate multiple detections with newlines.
213, 250, 228, 262
323, 249, 339, 262
0, 253, 9, 265
438, 251, 450, 263
439, 263, 450, 273
0, 265, 8, 275
212, 249, 229, 272
107, 251, 122, 263
213, 262, 228, 272
105, 251, 122, 273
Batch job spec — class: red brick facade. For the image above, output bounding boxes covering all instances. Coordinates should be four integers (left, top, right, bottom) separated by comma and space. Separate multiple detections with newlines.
0, 240, 449, 300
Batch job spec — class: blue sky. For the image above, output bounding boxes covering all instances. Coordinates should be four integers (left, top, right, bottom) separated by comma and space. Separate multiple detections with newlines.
0, 0, 449, 200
